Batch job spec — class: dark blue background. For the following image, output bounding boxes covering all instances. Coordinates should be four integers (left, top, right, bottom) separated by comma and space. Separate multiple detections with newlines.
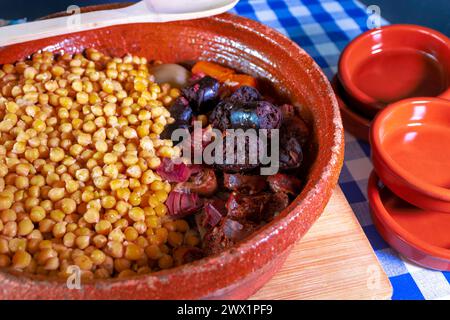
0, 0, 134, 20
1, 0, 449, 35
360, 0, 450, 35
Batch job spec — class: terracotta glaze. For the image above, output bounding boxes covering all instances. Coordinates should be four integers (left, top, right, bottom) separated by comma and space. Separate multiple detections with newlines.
354, 49, 446, 104
339, 25, 450, 118
370, 97, 450, 213
331, 76, 370, 142
0, 4, 344, 299
369, 172, 450, 271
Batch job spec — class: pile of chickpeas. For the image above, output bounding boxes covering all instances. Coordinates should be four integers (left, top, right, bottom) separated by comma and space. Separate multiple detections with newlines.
0, 49, 200, 280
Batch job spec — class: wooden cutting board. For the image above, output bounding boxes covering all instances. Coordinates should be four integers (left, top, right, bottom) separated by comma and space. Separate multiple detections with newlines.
251, 186, 392, 300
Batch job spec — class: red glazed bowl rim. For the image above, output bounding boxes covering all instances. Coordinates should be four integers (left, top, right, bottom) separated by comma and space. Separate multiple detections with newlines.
331, 76, 371, 127
331, 76, 371, 141
368, 171, 450, 261
370, 97, 450, 202
338, 24, 450, 111
0, 11, 344, 296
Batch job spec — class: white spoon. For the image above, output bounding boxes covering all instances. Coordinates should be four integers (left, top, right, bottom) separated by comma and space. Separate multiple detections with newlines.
0, 0, 239, 47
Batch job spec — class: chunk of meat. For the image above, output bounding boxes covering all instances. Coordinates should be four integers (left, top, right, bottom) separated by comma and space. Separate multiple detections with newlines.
174, 167, 218, 196
223, 173, 267, 194
277, 114, 310, 170
202, 218, 258, 255
267, 173, 302, 195
253, 101, 282, 130
279, 117, 309, 170
265, 192, 290, 216
210, 99, 281, 131
197, 199, 227, 228
181, 76, 220, 113
213, 134, 261, 173
160, 122, 190, 141
229, 86, 262, 102
226, 192, 267, 222
229, 103, 260, 129
279, 103, 296, 119
226, 192, 289, 222
281, 116, 310, 147
208, 98, 235, 130
160, 97, 192, 140
169, 96, 193, 123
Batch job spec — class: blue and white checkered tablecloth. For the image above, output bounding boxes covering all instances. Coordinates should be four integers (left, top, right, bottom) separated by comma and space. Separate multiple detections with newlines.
230, 0, 450, 300
2, 0, 448, 300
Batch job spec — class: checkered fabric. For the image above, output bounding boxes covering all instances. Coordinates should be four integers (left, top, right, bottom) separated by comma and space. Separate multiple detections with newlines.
231, 0, 450, 300
2, 0, 447, 300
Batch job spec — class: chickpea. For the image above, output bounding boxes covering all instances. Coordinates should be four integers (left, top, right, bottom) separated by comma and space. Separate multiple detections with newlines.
0, 254, 11, 267
73, 254, 93, 271
29, 207, 46, 223
49, 147, 65, 162
128, 207, 145, 222
125, 243, 143, 261
60, 198, 76, 214
0, 50, 197, 279
83, 209, 100, 224
95, 220, 112, 236
90, 249, 106, 265
12, 250, 32, 269
106, 241, 123, 259
18, 218, 34, 236
158, 255, 174, 269
75, 235, 90, 250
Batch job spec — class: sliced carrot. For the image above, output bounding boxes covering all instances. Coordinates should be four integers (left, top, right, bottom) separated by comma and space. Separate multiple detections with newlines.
192, 61, 234, 80
228, 74, 258, 88
192, 61, 258, 88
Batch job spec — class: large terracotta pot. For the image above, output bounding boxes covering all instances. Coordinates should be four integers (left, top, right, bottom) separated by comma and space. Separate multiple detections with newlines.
0, 4, 344, 299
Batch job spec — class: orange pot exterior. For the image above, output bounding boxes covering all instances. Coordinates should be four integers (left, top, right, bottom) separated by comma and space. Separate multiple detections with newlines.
370, 97, 450, 213
331, 76, 371, 142
339, 25, 450, 118
368, 172, 450, 271
0, 6, 343, 300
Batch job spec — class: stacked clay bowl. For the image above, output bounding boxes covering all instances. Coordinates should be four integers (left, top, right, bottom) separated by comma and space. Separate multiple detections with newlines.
336, 24, 450, 141
369, 97, 450, 270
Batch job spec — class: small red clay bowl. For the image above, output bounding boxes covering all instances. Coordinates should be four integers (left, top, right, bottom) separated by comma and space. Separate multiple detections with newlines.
370, 97, 450, 213
369, 172, 450, 271
339, 25, 450, 118
331, 76, 371, 142
0, 4, 344, 299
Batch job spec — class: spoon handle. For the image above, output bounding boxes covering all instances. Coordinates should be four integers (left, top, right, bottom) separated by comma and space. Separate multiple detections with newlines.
0, 0, 238, 47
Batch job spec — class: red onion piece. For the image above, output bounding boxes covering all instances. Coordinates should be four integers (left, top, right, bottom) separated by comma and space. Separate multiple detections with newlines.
203, 199, 226, 228
156, 158, 191, 183
166, 191, 203, 218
